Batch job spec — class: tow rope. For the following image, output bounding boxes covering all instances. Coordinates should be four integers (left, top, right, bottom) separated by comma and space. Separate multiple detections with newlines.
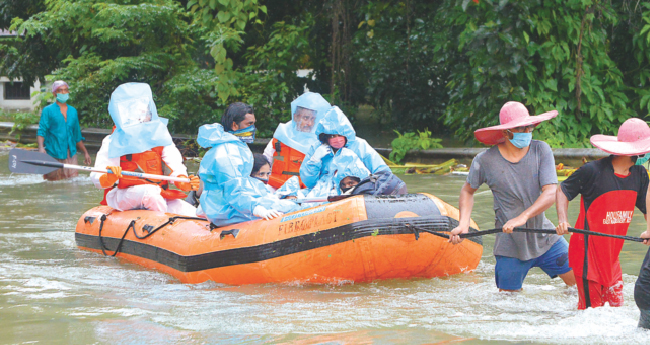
406, 224, 646, 243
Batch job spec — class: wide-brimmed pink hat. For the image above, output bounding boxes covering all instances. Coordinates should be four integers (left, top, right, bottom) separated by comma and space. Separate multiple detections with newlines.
590, 118, 650, 156
474, 101, 558, 145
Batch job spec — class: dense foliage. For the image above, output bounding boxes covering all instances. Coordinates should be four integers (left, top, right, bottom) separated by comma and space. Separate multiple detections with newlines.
1, 0, 649, 145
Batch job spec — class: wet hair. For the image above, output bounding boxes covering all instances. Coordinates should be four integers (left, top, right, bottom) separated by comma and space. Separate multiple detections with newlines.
221, 102, 254, 131
251, 153, 270, 176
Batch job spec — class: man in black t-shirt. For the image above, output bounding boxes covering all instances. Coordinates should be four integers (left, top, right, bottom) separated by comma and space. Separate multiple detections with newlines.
556, 119, 650, 316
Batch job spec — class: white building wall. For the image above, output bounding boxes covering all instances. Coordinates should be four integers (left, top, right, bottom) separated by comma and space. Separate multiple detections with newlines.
0, 77, 42, 112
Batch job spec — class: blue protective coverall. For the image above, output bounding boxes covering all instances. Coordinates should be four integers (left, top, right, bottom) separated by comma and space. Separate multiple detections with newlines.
272, 92, 331, 154
300, 148, 371, 208
197, 123, 299, 226
299, 106, 390, 189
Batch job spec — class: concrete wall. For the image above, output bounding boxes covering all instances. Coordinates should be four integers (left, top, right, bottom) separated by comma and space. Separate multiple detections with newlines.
0, 122, 609, 162
0, 77, 42, 112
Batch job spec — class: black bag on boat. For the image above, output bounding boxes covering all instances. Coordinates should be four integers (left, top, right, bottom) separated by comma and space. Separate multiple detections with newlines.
351, 171, 408, 196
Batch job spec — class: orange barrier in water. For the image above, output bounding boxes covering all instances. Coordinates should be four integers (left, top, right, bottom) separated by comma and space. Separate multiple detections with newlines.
75, 193, 483, 285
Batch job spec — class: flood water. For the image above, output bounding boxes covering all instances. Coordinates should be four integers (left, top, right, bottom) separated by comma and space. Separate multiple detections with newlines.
1, 151, 649, 344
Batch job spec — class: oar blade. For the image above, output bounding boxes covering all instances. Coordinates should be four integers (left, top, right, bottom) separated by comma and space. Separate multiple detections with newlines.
8, 149, 61, 174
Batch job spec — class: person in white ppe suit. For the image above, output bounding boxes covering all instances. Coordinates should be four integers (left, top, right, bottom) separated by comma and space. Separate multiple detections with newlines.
90, 83, 199, 216
197, 103, 299, 226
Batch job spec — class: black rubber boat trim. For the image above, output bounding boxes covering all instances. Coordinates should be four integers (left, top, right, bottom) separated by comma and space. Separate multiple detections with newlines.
75, 215, 481, 273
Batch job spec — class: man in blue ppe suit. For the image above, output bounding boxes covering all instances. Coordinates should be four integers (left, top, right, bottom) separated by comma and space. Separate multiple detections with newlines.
300, 106, 390, 189
263, 92, 331, 189
197, 103, 299, 226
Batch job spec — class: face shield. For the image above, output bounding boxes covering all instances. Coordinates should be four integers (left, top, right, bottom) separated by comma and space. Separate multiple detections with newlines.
116, 97, 153, 128
293, 107, 317, 133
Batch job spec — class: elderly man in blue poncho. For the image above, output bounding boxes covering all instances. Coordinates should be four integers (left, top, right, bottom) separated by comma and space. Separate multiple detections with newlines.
263, 92, 331, 190
300, 106, 391, 189
90, 83, 199, 216
197, 103, 299, 227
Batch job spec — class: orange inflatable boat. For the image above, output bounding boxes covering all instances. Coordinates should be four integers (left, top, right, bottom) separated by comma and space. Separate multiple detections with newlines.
75, 193, 483, 285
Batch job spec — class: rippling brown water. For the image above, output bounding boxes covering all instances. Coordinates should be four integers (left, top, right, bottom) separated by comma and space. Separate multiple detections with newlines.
1, 152, 649, 344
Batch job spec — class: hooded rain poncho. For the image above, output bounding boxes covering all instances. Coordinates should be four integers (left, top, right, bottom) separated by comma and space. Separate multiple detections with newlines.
272, 92, 331, 154
300, 106, 389, 188
107, 83, 173, 158
197, 123, 299, 226
300, 148, 370, 208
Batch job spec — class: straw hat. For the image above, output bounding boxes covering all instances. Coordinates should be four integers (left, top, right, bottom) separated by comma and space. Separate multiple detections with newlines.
590, 118, 650, 156
474, 102, 558, 145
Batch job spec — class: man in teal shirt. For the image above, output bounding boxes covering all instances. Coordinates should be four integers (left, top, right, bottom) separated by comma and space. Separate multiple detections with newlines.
37, 80, 91, 180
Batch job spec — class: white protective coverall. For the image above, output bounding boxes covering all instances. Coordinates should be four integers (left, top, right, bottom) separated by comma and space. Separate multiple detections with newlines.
90, 135, 197, 216
89, 83, 196, 216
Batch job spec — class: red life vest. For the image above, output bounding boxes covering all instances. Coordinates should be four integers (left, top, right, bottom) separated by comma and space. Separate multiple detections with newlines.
268, 138, 307, 189
99, 146, 186, 205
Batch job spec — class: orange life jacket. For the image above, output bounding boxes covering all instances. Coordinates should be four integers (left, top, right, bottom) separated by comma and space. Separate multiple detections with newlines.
268, 138, 307, 189
100, 147, 186, 204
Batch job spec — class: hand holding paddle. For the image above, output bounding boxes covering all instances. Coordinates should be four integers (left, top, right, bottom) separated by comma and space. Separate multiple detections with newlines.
175, 175, 200, 191
99, 166, 122, 188
8, 149, 190, 183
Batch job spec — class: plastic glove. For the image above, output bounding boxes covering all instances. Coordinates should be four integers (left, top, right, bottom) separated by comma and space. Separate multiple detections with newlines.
253, 205, 283, 220
99, 166, 122, 188
175, 174, 200, 192
311, 144, 332, 162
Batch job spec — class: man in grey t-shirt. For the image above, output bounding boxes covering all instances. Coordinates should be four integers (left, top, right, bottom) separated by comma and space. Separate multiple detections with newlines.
449, 101, 575, 291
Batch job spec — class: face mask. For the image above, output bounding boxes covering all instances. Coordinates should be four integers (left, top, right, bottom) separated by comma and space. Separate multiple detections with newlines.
329, 136, 346, 149
341, 186, 354, 193
635, 153, 650, 165
231, 125, 256, 143
508, 132, 532, 149
253, 176, 269, 184
56, 93, 69, 103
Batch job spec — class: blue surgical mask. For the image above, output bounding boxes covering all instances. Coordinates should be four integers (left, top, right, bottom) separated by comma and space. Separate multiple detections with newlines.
230, 125, 256, 143
509, 132, 532, 149
636, 153, 650, 165
56, 93, 69, 103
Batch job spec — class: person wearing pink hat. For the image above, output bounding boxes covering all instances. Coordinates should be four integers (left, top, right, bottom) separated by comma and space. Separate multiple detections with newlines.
449, 101, 575, 292
37, 80, 92, 180
556, 118, 650, 312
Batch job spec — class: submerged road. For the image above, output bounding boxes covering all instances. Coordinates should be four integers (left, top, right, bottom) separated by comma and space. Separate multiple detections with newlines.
0, 152, 648, 344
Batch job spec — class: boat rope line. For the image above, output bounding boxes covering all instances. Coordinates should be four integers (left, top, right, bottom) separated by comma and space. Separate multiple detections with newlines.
76, 215, 482, 273
96, 214, 210, 257
98, 215, 133, 257
406, 224, 646, 243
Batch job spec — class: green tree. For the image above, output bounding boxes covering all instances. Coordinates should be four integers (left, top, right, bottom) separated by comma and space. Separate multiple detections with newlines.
439, 0, 636, 146
9, 0, 221, 133
354, 0, 454, 132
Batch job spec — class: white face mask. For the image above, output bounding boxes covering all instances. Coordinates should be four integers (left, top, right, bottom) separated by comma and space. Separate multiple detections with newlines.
117, 98, 153, 128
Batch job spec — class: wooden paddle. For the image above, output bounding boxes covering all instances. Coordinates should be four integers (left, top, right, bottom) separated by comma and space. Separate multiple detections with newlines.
8, 148, 190, 183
